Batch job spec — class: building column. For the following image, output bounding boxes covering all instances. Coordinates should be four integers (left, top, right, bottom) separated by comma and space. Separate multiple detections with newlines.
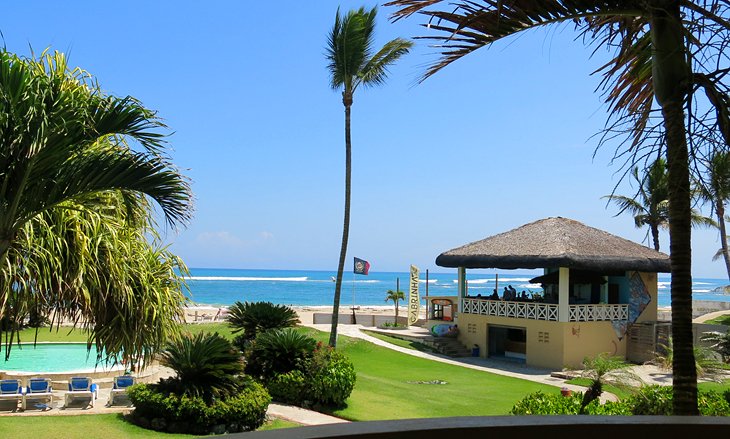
457, 267, 467, 298
558, 267, 570, 322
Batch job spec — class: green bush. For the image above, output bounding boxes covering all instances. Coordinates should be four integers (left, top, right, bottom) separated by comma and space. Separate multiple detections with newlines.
628, 385, 730, 415
268, 370, 307, 405
245, 328, 317, 379
306, 345, 357, 407
128, 381, 271, 435
510, 391, 584, 415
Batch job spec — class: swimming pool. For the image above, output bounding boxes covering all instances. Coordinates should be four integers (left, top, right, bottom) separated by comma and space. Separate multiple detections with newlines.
0, 343, 119, 373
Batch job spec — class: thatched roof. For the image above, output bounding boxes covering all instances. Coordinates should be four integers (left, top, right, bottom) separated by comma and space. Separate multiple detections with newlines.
436, 217, 670, 272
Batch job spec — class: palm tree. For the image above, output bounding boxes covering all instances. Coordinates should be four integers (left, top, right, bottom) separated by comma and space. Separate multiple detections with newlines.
325, 7, 412, 347
697, 151, 730, 280
227, 301, 300, 342
578, 353, 640, 414
385, 289, 406, 324
605, 159, 670, 251
605, 158, 714, 251
0, 49, 192, 262
386, 0, 730, 415
385, 290, 406, 325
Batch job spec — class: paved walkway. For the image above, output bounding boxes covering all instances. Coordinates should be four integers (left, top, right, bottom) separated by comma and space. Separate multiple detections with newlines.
694, 309, 730, 323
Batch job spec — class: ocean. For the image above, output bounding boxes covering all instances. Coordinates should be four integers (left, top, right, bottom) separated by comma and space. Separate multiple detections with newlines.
184, 268, 730, 308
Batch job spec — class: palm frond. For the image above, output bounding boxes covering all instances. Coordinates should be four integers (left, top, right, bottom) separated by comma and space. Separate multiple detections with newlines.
359, 38, 414, 88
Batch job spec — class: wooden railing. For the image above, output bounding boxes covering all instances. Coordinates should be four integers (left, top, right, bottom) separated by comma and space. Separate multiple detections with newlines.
461, 299, 628, 322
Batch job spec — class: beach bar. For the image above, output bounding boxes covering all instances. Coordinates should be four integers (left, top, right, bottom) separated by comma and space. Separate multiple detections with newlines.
439, 217, 670, 369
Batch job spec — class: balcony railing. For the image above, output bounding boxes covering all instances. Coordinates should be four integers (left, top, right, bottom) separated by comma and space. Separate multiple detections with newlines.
461, 299, 628, 322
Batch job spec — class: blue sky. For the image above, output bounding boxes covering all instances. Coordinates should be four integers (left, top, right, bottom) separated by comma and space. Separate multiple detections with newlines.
2, 1, 727, 278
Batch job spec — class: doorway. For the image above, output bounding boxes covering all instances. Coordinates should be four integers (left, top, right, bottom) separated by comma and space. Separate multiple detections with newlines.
488, 325, 527, 362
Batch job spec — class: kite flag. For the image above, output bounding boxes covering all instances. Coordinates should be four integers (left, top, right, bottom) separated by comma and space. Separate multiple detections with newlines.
353, 257, 370, 275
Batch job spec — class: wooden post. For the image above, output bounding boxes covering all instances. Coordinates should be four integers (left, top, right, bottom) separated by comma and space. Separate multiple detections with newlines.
558, 267, 570, 322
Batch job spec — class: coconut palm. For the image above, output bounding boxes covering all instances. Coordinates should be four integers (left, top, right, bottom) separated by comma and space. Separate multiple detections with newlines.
387, 0, 730, 415
605, 158, 714, 251
697, 151, 730, 280
605, 159, 670, 251
385, 289, 406, 324
325, 7, 412, 347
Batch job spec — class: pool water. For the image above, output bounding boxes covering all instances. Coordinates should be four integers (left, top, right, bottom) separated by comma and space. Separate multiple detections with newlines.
0, 343, 118, 373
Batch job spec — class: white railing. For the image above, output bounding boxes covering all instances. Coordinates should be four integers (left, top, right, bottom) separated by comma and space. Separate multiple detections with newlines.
461, 299, 559, 321
461, 299, 628, 322
568, 304, 628, 322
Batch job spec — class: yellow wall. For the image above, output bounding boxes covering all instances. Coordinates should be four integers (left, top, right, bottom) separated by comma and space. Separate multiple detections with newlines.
560, 321, 627, 368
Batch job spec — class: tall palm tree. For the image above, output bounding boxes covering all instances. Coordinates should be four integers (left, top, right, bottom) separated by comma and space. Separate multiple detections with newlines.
605, 158, 670, 251
605, 158, 714, 251
325, 7, 412, 347
697, 151, 730, 280
0, 50, 192, 260
385, 289, 406, 324
387, 0, 730, 415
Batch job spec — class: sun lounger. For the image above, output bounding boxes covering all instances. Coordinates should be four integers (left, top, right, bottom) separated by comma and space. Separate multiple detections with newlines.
22, 378, 53, 410
0, 379, 23, 409
108, 375, 135, 406
64, 377, 98, 408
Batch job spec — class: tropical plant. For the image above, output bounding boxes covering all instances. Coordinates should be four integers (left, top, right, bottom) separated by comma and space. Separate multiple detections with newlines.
157, 332, 245, 404
697, 151, 730, 280
0, 49, 192, 353
306, 344, 357, 407
386, 0, 730, 414
578, 353, 640, 413
325, 7, 412, 347
245, 328, 317, 379
226, 301, 300, 342
1, 192, 188, 366
701, 330, 730, 363
653, 337, 727, 381
385, 289, 406, 324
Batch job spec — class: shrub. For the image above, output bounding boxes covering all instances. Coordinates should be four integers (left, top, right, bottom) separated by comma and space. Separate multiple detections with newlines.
227, 301, 300, 341
128, 381, 271, 435
157, 332, 244, 403
245, 328, 316, 379
268, 370, 307, 405
510, 391, 583, 415
306, 344, 357, 407
619, 385, 730, 416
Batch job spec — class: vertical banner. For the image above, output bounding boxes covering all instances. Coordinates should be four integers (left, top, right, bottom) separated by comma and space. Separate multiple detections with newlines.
408, 265, 420, 326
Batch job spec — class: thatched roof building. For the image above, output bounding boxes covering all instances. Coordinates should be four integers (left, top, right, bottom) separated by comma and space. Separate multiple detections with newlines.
436, 217, 670, 272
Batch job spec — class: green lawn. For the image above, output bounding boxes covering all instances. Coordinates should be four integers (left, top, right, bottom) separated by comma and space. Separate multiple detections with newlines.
705, 314, 730, 326
0, 414, 299, 438
293, 327, 556, 420
362, 330, 439, 353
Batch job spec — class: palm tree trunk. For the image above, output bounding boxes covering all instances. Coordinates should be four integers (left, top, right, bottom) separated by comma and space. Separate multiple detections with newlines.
651, 225, 660, 251
329, 99, 353, 348
717, 203, 730, 280
650, 0, 698, 415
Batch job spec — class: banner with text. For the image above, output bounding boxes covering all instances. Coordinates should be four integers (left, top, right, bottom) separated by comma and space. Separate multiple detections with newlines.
408, 265, 420, 326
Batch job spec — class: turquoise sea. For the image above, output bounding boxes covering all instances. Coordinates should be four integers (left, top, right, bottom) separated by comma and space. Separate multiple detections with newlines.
185, 268, 730, 308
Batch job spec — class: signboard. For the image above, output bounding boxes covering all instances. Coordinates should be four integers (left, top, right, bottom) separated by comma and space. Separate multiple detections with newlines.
408, 265, 420, 326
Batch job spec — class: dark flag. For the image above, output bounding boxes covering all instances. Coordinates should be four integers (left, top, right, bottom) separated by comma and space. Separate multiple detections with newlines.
353, 257, 370, 275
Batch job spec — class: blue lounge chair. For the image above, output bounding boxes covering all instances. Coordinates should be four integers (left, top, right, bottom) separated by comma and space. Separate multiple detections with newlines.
64, 377, 98, 408
108, 375, 135, 406
22, 378, 53, 410
0, 379, 23, 409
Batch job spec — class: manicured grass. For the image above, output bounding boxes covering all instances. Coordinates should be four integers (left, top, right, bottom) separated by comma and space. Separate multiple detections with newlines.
698, 379, 730, 393
705, 314, 730, 326
0, 414, 194, 438
0, 414, 299, 437
361, 330, 439, 353
11, 326, 90, 343
293, 327, 556, 420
